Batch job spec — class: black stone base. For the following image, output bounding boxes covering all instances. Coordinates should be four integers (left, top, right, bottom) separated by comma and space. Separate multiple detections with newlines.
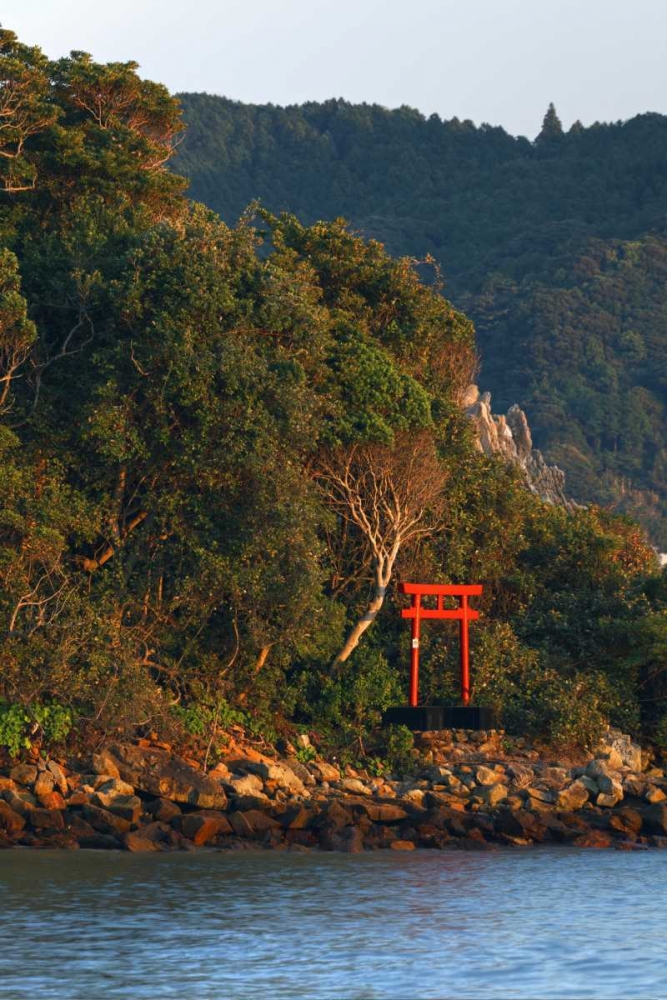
441, 705, 498, 730
382, 704, 499, 732
382, 705, 444, 731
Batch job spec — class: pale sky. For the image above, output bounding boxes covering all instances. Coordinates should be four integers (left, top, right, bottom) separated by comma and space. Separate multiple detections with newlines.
3, 0, 667, 137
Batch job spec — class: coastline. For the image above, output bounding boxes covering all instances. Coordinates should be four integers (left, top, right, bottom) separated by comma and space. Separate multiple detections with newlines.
2, 726, 666, 853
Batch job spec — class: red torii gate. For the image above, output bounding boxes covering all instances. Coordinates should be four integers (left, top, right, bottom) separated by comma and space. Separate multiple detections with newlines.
399, 582, 483, 708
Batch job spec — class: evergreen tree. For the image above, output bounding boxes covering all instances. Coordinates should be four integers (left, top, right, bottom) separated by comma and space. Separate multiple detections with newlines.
537, 102, 564, 142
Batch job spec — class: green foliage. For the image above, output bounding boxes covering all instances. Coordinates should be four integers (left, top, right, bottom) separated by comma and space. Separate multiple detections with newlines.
178, 93, 667, 545
0, 700, 73, 757
384, 724, 416, 775
0, 31, 666, 758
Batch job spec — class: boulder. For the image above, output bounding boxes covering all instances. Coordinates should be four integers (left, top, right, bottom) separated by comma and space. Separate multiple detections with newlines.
145, 798, 182, 823
574, 829, 614, 849
103, 744, 227, 810
608, 808, 643, 837
179, 810, 232, 845
645, 786, 666, 804
47, 760, 69, 795
390, 840, 416, 851
34, 770, 54, 799
282, 758, 316, 787
244, 761, 309, 799
30, 808, 64, 832
642, 803, 667, 836
92, 751, 121, 779
124, 831, 162, 852
494, 808, 547, 842
475, 766, 505, 786
596, 792, 622, 809
324, 825, 363, 853
0, 800, 26, 835
227, 773, 265, 798
308, 761, 340, 783
479, 784, 508, 808
91, 792, 142, 825
596, 729, 642, 771
10, 764, 37, 787
83, 803, 132, 836
228, 809, 280, 837
2, 788, 36, 816
557, 780, 590, 812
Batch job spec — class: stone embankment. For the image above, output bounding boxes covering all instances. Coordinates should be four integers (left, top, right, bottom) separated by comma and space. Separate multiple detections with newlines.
1, 728, 666, 853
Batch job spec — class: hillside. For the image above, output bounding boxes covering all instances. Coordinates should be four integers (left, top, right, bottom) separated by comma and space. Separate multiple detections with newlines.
176, 95, 667, 545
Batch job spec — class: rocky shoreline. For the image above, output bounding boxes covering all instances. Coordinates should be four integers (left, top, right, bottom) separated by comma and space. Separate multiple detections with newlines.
1, 728, 666, 853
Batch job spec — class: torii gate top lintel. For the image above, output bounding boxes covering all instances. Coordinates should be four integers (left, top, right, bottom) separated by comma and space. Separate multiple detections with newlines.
398, 581, 483, 708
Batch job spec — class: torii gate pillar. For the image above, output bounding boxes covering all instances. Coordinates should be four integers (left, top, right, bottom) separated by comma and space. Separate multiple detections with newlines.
383, 582, 498, 732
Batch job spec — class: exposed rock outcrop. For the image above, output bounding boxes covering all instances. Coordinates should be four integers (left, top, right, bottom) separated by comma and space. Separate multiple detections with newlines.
464, 385, 580, 513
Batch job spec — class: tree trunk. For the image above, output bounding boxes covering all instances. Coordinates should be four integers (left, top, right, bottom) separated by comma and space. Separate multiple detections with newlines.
254, 644, 272, 674
331, 555, 395, 672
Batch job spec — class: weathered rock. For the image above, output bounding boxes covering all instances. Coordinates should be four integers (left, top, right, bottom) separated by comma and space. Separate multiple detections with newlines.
145, 798, 182, 823
124, 831, 162, 852
623, 777, 648, 798
597, 729, 642, 771
308, 761, 341, 783
91, 792, 142, 825
525, 787, 556, 805
30, 808, 64, 832
645, 786, 666, 804
38, 790, 66, 811
0, 800, 26, 834
574, 829, 614, 849
325, 826, 363, 853
243, 761, 309, 799
278, 805, 314, 830
556, 780, 590, 812
597, 792, 622, 809
339, 778, 372, 797
357, 801, 409, 824
2, 788, 36, 815
46, 760, 68, 795
103, 744, 227, 810
92, 751, 121, 779
475, 766, 505, 786
390, 839, 416, 851
34, 770, 54, 799
179, 810, 232, 845
10, 764, 37, 787
494, 808, 547, 843
229, 809, 280, 837
608, 808, 643, 837
83, 803, 132, 836
282, 758, 316, 787
95, 777, 136, 797
479, 784, 508, 808
227, 773, 265, 798
642, 803, 667, 836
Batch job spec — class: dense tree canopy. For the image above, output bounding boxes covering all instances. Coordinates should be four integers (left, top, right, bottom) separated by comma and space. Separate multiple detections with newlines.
1, 33, 667, 761
177, 93, 667, 545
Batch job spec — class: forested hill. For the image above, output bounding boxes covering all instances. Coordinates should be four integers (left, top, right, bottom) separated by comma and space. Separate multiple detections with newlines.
176, 95, 667, 545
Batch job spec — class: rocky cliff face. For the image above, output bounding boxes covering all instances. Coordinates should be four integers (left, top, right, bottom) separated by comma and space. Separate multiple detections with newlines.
464, 385, 580, 513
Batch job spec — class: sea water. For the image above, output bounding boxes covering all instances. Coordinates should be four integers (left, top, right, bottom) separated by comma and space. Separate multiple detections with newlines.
0, 847, 664, 999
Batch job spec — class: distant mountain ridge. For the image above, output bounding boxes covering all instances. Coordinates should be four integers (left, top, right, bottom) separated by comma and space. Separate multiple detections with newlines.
175, 95, 667, 545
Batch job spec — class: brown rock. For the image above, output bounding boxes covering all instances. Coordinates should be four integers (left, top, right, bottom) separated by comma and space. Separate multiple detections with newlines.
494, 808, 546, 843
103, 744, 227, 810
608, 808, 643, 837
390, 839, 416, 851
47, 760, 69, 795
556, 780, 590, 812
574, 829, 614, 849
38, 790, 66, 811
92, 751, 121, 778
34, 771, 55, 799
30, 808, 65, 832
325, 826, 363, 853
278, 805, 313, 830
228, 809, 280, 837
91, 792, 142, 825
145, 798, 182, 823
179, 811, 232, 845
10, 764, 37, 787
83, 803, 131, 836
66, 791, 91, 807
641, 803, 667, 836
0, 800, 26, 834
124, 831, 162, 852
